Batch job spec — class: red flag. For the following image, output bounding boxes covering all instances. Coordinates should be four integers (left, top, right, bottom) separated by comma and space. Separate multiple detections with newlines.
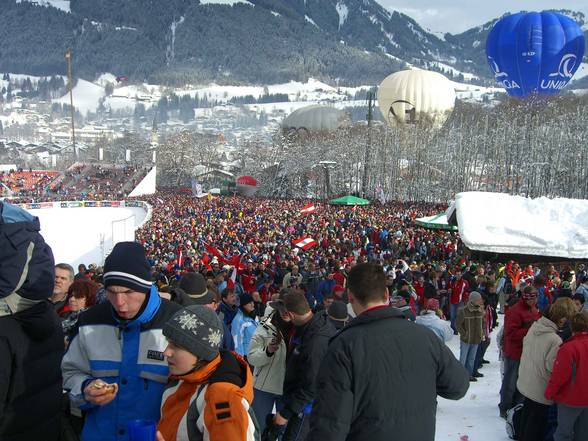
204, 243, 225, 261
205, 242, 242, 267
300, 203, 316, 214
292, 237, 318, 250
177, 249, 183, 267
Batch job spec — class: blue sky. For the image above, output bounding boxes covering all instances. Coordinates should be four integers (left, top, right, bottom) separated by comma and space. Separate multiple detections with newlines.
379, 1, 588, 34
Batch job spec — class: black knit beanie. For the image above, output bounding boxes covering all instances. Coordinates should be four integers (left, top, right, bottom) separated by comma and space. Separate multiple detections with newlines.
103, 242, 152, 294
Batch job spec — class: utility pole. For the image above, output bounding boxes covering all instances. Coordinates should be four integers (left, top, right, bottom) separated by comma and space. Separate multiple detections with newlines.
361, 91, 374, 197
65, 49, 77, 159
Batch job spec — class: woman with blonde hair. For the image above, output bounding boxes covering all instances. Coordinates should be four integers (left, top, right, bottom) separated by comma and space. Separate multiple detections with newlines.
516, 298, 576, 441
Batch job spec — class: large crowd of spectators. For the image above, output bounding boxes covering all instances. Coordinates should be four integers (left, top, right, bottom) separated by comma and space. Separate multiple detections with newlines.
3, 191, 588, 441
0, 169, 59, 197
2, 163, 150, 202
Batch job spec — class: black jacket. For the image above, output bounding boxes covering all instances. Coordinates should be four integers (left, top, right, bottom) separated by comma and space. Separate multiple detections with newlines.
281, 312, 336, 420
308, 305, 469, 441
0, 301, 64, 441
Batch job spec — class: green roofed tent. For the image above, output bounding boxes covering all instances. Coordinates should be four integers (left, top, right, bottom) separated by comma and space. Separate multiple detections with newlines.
329, 195, 370, 206
415, 213, 457, 231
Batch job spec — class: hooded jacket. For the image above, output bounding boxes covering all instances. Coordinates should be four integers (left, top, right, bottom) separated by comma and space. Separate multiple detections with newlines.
61, 286, 180, 441
504, 298, 541, 360
517, 316, 562, 405
231, 309, 258, 357
416, 311, 454, 343
0, 301, 64, 441
308, 305, 469, 441
456, 301, 485, 345
0, 201, 55, 315
158, 351, 259, 441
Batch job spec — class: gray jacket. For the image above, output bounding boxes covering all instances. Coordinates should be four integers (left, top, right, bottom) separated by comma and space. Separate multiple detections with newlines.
517, 316, 562, 405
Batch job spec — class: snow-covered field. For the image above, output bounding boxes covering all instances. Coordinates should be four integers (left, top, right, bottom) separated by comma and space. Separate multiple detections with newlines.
437, 329, 508, 441
28, 206, 148, 268
50, 73, 502, 118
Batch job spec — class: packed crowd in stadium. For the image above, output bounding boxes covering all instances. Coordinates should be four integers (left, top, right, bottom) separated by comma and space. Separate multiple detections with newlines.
1, 190, 588, 441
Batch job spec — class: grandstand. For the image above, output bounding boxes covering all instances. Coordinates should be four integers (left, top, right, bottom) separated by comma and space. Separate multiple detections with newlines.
0, 163, 152, 200
0, 169, 60, 197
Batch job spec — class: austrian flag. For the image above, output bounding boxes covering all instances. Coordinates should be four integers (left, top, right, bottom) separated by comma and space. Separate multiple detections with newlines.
300, 203, 316, 214
292, 237, 318, 250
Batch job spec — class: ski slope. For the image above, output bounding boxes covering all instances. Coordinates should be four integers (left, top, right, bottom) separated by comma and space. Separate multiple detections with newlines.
27, 205, 148, 268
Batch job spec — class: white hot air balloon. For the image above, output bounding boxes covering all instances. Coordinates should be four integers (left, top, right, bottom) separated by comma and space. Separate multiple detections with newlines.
377, 69, 456, 127
282, 105, 349, 135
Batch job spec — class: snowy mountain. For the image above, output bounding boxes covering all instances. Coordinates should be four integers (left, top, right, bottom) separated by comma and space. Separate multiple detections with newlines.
0, 1, 586, 87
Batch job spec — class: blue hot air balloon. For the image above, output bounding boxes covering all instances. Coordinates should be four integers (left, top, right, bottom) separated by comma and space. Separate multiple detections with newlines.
486, 11, 585, 97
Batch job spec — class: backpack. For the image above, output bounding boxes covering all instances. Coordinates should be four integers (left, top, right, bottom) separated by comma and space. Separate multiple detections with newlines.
506, 403, 524, 440
502, 276, 515, 296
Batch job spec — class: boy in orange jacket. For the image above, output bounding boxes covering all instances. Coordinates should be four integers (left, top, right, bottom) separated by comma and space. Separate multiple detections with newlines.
156, 305, 259, 441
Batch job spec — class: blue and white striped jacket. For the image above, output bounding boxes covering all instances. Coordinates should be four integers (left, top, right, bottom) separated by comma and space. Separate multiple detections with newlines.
62, 286, 180, 441
231, 309, 258, 357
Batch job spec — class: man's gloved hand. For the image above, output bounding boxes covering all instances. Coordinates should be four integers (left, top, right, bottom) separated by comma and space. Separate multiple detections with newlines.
261, 414, 286, 441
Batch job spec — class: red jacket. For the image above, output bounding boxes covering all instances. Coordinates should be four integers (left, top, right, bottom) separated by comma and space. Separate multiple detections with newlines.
545, 332, 588, 407
450, 279, 469, 305
503, 299, 541, 360
413, 281, 425, 307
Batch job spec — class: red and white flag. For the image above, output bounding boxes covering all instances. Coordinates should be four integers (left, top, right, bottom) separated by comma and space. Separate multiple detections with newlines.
227, 266, 238, 289
292, 237, 318, 250
300, 203, 316, 214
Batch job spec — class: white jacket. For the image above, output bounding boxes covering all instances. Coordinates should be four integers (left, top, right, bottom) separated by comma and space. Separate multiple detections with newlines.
416, 312, 453, 343
247, 315, 287, 395
517, 316, 562, 405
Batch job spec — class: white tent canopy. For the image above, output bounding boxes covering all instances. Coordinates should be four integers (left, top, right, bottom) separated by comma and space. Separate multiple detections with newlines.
415, 213, 457, 231
454, 192, 588, 258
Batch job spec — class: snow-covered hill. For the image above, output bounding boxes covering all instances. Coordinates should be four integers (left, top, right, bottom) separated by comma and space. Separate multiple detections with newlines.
16, 0, 70, 12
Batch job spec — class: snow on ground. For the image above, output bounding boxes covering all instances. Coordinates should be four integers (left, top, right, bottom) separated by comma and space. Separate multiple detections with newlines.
28, 206, 148, 268
45, 72, 496, 120
54, 79, 105, 116
437, 329, 509, 441
336, 1, 349, 29
4, 73, 66, 84
95, 73, 118, 87
305, 15, 319, 28
424, 61, 479, 81
199, 0, 253, 5
0, 111, 32, 128
16, 0, 70, 12
176, 78, 340, 102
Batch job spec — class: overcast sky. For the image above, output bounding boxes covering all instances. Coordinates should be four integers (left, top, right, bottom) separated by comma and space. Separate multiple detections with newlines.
379, 1, 588, 34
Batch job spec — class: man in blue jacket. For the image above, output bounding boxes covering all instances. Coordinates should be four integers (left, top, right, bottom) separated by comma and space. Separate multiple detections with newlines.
62, 242, 180, 441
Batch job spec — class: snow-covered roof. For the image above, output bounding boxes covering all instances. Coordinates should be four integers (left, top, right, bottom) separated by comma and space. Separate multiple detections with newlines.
454, 192, 588, 259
